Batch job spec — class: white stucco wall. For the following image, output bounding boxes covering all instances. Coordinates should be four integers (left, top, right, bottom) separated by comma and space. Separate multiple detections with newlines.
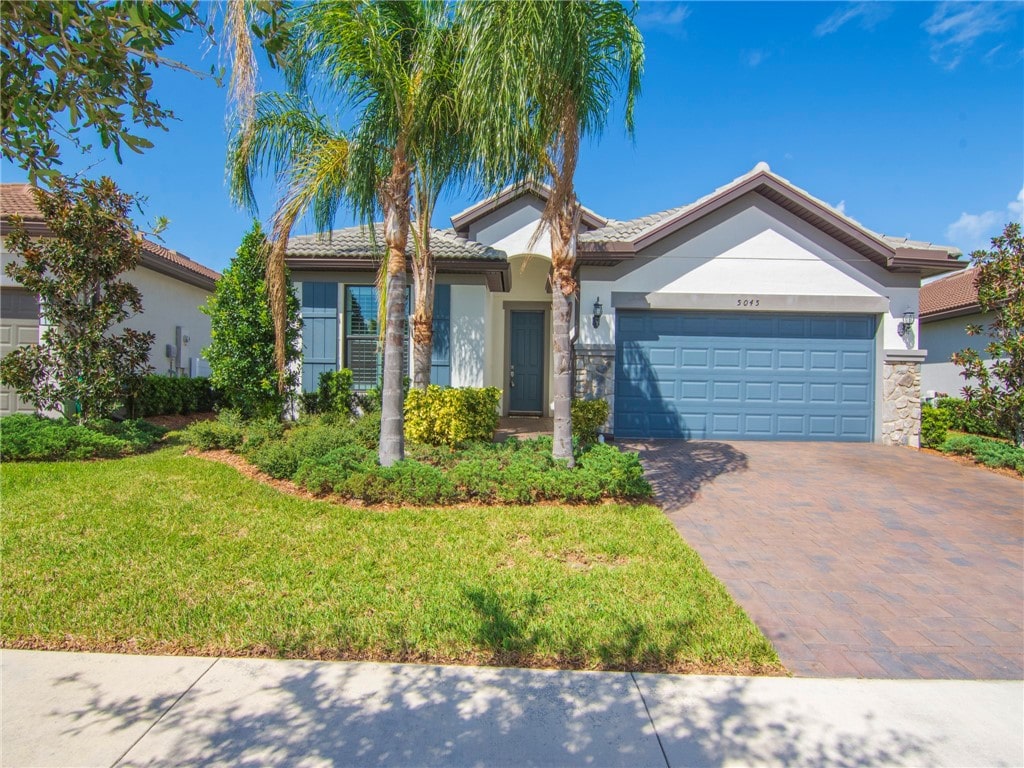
467, 196, 552, 259
920, 311, 994, 397
578, 194, 920, 350
451, 284, 486, 387
124, 267, 213, 377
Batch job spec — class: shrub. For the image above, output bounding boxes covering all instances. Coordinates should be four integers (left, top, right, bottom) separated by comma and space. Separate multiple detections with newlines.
201, 222, 300, 419
404, 385, 501, 446
286, 423, 356, 462
575, 444, 652, 499
571, 399, 610, 447
351, 411, 381, 449
0, 414, 161, 461
940, 435, 1024, 474
301, 369, 356, 416
239, 418, 286, 453
248, 441, 300, 479
920, 404, 950, 449
343, 460, 456, 505
936, 398, 1008, 440
293, 443, 375, 494
182, 417, 244, 451
128, 375, 219, 417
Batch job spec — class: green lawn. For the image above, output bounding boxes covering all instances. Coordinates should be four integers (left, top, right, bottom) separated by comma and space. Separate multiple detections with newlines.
1, 445, 781, 674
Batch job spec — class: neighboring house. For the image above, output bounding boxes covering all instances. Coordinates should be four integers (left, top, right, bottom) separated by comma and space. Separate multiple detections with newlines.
286, 163, 963, 446
0, 183, 219, 416
920, 267, 996, 398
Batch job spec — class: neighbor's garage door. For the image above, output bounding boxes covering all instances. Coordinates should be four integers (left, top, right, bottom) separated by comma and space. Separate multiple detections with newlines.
615, 311, 875, 440
0, 289, 40, 416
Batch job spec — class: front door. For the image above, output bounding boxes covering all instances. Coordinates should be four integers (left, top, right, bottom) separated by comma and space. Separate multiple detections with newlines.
509, 310, 544, 414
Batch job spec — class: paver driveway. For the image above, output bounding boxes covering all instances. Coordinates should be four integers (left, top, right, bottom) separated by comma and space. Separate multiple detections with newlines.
626, 441, 1024, 679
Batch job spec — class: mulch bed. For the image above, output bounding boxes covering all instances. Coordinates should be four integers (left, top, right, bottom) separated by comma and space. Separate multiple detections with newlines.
918, 446, 1022, 480
144, 412, 217, 431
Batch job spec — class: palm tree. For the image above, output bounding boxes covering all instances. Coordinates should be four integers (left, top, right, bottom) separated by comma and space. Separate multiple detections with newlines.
459, 0, 644, 466
228, 0, 458, 467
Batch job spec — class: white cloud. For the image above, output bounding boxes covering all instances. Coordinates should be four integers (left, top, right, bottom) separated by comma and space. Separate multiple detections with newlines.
834, 200, 847, 216
744, 49, 768, 68
815, 2, 892, 37
946, 186, 1024, 252
923, 2, 1014, 70
636, 3, 690, 30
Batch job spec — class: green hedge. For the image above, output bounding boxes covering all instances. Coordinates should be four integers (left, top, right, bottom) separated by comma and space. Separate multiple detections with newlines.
939, 435, 1024, 474
404, 385, 501, 447
935, 397, 1009, 440
920, 404, 950, 449
0, 414, 165, 461
127, 375, 219, 417
183, 412, 652, 504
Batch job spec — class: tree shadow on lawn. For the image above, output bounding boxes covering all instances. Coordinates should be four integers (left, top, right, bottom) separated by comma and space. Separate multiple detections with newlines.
623, 440, 749, 510
51, 654, 936, 767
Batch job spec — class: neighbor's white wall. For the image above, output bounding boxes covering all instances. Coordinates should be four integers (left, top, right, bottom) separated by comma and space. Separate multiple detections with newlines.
920, 311, 997, 396
125, 267, 213, 376
578, 194, 920, 350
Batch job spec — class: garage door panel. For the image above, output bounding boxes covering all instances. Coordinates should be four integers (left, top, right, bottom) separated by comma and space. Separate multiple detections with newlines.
615, 311, 875, 440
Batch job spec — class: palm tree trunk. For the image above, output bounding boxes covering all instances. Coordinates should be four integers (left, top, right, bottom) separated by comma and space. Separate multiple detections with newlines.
269, 206, 299, 398
550, 197, 579, 468
411, 269, 435, 391
379, 155, 412, 467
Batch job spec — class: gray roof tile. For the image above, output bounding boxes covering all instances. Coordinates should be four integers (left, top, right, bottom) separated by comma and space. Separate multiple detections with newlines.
287, 224, 506, 261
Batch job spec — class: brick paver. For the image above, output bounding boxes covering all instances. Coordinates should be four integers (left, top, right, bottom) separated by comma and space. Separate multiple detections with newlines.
627, 440, 1024, 679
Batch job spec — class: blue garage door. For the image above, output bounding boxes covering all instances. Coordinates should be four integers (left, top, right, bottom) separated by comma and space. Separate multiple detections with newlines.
615, 311, 876, 441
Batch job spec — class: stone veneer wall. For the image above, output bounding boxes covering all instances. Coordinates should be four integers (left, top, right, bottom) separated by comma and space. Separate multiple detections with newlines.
573, 344, 615, 435
881, 361, 922, 448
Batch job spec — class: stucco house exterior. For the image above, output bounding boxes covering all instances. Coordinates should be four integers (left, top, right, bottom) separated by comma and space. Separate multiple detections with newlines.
919, 267, 994, 398
287, 163, 962, 446
0, 183, 219, 416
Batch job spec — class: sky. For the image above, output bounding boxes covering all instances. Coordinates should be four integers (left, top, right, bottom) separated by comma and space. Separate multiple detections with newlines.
2, 1, 1022, 274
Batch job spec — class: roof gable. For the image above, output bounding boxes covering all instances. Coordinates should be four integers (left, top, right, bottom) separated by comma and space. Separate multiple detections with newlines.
0, 183, 219, 290
578, 163, 963, 277
450, 180, 607, 235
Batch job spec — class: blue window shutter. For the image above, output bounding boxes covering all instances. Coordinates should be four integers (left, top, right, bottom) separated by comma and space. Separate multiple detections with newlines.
301, 282, 339, 392
431, 284, 451, 386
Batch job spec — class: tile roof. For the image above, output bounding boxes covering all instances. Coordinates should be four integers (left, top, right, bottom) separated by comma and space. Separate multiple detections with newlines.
920, 267, 980, 318
0, 183, 219, 283
579, 164, 961, 263
287, 224, 507, 261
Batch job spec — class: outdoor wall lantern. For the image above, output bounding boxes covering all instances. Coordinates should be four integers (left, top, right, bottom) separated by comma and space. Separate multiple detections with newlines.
897, 310, 915, 338
592, 298, 603, 328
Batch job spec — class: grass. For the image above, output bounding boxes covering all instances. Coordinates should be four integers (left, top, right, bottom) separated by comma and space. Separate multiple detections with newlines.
0, 445, 780, 674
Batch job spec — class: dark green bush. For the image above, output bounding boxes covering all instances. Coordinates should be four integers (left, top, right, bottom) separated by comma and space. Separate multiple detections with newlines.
128, 375, 218, 417
239, 418, 286, 453
575, 443, 652, 499
935, 398, 1009, 440
293, 443, 375, 494
343, 460, 456, 505
571, 399, 610, 446
920, 404, 950, 449
940, 435, 1024, 474
248, 441, 300, 479
301, 369, 357, 417
285, 422, 356, 462
182, 417, 244, 451
0, 414, 162, 461
404, 385, 501, 446
350, 410, 381, 450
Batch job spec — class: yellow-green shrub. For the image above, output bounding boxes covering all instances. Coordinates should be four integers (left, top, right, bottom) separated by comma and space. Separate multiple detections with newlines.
405, 385, 501, 446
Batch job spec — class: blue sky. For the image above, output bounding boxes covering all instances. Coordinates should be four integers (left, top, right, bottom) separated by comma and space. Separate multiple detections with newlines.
2, 1, 1021, 273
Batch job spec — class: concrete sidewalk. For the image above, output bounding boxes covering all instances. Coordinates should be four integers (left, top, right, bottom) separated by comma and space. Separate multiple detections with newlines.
3, 650, 1021, 768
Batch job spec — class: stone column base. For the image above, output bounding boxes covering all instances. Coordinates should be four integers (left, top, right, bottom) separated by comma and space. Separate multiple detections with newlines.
882, 359, 922, 448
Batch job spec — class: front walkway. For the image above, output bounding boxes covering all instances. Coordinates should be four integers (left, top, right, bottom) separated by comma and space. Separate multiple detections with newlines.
627, 440, 1024, 679
3, 650, 1022, 767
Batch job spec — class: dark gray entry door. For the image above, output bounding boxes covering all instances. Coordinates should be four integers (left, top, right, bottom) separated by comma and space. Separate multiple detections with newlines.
509, 310, 544, 413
